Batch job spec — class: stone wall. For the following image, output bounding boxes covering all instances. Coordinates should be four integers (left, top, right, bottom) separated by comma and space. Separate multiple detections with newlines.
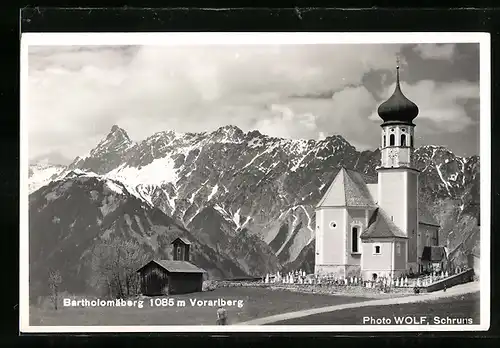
211, 280, 415, 298
422, 268, 475, 293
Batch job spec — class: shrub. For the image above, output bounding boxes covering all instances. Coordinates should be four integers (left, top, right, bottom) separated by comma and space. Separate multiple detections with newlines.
36, 291, 88, 310
89, 237, 150, 299
202, 280, 217, 292
48, 269, 62, 310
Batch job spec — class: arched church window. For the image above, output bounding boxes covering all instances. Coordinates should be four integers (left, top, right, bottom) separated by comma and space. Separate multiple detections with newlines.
410, 135, 414, 147
383, 135, 386, 147
396, 242, 401, 255
352, 226, 359, 253
177, 247, 182, 260
389, 134, 395, 146
401, 134, 406, 147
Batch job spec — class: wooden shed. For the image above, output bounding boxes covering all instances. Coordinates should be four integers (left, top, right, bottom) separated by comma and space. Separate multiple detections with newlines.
421, 246, 448, 273
137, 260, 206, 295
136, 237, 206, 296
172, 237, 191, 262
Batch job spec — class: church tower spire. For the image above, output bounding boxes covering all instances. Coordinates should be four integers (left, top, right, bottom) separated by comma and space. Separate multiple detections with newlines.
378, 55, 419, 169
376, 54, 420, 272
396, 53, 400, 85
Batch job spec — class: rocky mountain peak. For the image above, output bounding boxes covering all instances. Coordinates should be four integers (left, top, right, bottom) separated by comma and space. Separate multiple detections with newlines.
105, 124, 132, 144
211, 125, 245, 143
313, 135, 354, 155
247, 129, 263, 138
86, 125, 134, 158
326, 134, 351, 146
65, 126, 136, 174
217, 124, 242, 132
29, 121, 480, 287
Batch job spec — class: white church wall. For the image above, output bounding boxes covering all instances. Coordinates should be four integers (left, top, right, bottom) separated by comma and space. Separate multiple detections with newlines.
314, 207, 346, 275
361, 239, 394, 280
378, 169, 407, 234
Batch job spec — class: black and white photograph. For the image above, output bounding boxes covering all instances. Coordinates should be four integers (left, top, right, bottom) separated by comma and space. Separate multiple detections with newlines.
20, 32, 490, 332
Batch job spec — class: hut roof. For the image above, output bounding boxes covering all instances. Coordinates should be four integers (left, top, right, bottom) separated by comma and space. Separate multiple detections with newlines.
421, 246, 447, 262
171, 237, 191, 245
137, 260, 205, 274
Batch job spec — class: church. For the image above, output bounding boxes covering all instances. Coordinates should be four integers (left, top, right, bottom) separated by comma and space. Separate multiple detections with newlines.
314, 61, 442, 281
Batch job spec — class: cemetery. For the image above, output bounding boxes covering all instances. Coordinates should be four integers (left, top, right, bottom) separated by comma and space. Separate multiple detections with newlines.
225, 266, 476, 297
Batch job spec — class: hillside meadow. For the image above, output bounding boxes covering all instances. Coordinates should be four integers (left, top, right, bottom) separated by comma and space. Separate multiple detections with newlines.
30, 286, 370, 326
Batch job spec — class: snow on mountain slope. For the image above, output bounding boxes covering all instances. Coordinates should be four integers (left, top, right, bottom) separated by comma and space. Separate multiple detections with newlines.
29, 124, 480, 274
28, 162, 66, 194
29, 172, 249, 299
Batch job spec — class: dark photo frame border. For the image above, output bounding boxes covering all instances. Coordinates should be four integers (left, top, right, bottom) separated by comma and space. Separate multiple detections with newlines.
4, 6, 499, 347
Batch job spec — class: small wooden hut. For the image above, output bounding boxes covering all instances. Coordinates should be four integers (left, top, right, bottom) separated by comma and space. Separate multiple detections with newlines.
421, 246, 448, 273
137, 237, 206, 295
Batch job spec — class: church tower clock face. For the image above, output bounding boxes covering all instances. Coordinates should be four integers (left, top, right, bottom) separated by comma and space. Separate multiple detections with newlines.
388, 149, 398, 165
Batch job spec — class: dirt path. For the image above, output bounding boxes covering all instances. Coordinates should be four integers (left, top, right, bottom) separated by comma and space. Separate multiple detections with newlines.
238, 281, 480, 325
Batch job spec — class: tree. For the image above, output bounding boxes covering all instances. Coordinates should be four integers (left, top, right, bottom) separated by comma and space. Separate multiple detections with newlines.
48, 269, 62, 310
90, 235, 151, 299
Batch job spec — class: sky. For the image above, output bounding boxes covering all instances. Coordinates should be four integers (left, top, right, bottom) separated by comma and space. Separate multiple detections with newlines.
26, 42, 480, 165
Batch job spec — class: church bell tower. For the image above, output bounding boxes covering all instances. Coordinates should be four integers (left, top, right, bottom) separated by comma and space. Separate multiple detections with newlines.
376, 56, 420, 270
378, 57, 418, 170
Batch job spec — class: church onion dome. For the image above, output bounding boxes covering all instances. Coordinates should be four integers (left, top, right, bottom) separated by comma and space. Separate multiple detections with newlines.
377, 63, 419, 125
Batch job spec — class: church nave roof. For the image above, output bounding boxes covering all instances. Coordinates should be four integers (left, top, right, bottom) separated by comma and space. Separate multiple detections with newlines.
360, 207, 407, 239
316, 167, 377, 208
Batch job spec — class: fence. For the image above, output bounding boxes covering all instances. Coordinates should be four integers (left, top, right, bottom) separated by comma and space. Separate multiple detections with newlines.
423, 268, 475, 293
261, 266, 471, 291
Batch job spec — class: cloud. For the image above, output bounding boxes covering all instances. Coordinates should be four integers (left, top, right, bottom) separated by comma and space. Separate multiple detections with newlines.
317, 132, 326, 141
26, 43, 479, 159
369, 79, 479, 133
30, 150, 72, 166
253, 85, 381, 149
253, 104, 318, 139
413, 43, 456, 60
27, 44, 408, 160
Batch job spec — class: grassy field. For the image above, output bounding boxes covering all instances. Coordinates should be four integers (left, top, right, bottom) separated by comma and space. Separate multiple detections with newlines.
30, 286, 370, 326
271, 292, 481, 325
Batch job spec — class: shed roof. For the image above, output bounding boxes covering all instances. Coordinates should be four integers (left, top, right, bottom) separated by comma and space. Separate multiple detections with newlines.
137, 260, 205, 274
360, 208, 407, 239
421, 246, 447, 262
171, 237, 191, 245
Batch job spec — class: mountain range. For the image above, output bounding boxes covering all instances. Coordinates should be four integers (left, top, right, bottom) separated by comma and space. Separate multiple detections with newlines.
28, 124, 480, 298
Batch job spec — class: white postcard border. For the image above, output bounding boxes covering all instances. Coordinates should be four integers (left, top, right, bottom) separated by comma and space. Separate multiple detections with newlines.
19, 32, 491, 333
